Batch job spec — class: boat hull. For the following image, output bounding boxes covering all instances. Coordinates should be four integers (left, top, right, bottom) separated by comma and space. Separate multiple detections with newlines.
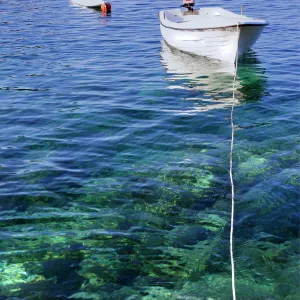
159, 7, 267, 63
71, 0, 104, 8
160, 23, 265, 63
238, 25, 265, 56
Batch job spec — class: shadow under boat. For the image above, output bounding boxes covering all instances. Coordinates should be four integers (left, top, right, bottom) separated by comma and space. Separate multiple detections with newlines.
160, 41, 268, 112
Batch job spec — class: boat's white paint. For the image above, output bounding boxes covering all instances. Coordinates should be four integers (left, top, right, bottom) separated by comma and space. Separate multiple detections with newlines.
159, 7, 267, 62
71, 0, 104, 8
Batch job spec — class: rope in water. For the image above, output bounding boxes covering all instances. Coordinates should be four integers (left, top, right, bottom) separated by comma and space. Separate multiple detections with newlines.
230, 23, 240, 300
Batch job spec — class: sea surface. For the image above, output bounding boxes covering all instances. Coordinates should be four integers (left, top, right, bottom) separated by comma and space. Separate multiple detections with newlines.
0, 0, 299, 299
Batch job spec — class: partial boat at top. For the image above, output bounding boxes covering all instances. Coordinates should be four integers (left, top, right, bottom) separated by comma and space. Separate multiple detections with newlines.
71, 0, 111, 11
71, 0, 103, 8
159, 0, 268, 63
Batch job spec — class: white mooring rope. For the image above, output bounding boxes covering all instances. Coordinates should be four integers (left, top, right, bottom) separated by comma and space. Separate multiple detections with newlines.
230, 23, 240, 300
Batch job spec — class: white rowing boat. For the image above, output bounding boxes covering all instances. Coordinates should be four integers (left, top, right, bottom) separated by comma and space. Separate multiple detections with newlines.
159, 1, 268, 63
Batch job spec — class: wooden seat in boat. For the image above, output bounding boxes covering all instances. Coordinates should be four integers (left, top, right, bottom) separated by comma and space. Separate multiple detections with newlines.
183, 10, 199, 16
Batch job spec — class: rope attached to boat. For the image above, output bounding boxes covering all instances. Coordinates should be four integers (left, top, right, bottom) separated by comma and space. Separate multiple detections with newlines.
230, 23, 240, 300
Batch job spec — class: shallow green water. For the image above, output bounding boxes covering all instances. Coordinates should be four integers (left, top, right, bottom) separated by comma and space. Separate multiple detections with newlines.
0, 0, 299, 299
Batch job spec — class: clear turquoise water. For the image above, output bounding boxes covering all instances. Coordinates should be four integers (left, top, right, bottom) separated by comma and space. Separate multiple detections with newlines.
0, 0, 299, 299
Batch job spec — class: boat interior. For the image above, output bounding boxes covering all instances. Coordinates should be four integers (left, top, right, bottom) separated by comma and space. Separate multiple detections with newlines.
162, 7, 267, 28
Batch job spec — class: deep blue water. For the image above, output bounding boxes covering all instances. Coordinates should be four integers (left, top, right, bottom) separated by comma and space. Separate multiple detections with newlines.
0, 0, 299, 299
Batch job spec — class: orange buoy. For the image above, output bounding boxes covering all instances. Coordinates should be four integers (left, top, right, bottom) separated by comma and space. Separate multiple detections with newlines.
101, 2, 111, 14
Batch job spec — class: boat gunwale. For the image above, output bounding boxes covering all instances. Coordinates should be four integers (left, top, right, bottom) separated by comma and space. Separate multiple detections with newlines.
159, 10, 268, 32
159, 19, 268, 32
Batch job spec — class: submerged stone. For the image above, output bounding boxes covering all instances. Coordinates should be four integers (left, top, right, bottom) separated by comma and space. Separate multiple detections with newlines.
168, 225, 210, 247
0, 261, 46, 297
159, 167, 214, 190
195, 212, 228, 232
142, 286, 175, 299
237, 155, 272, 183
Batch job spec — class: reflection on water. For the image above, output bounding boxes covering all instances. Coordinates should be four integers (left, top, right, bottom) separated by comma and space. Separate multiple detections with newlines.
160, 41, 268, 112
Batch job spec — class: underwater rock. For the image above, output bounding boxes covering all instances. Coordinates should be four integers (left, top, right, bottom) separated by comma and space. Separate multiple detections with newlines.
180, 273, 276, 300
110, 286, 141, 299
128, 211, 170, 229
76, 252, 121, 292
152, 233, 224, 281
239, 239, 299, 284
132, 187, 181, 219
275, 258, 300, 299
241, 167, 299, 219
280, 168, 300, 187
76, 192, 117, 207
159, 167, 214, 190
0, 262, 46, 296
242, 239, 291, 267
69, 292, 104, 299
140, 250, 189, 279
0, 262, 32, 286
195, 212, 228, 232
141, 286, 175, 299
236, 155, 272, 184
237, 170, 299, 243
278, 148, 299, 167
167, 225, 210, 247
